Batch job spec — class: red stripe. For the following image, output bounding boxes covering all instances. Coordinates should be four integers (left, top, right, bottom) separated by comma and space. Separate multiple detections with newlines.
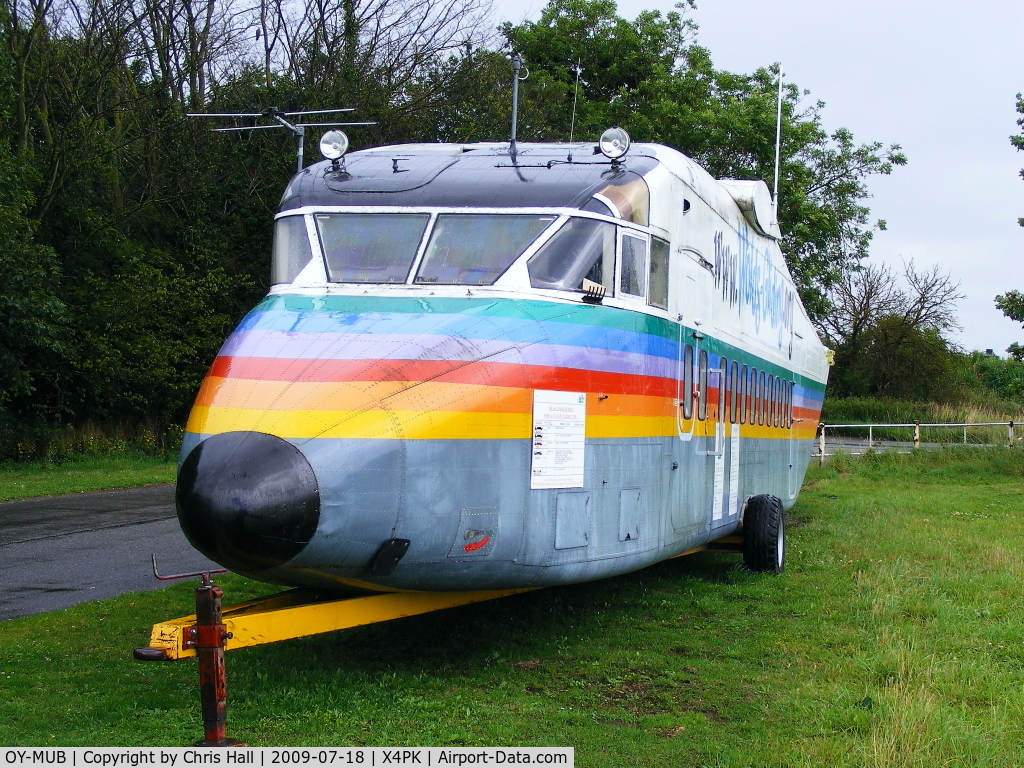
208, 356, 679, 399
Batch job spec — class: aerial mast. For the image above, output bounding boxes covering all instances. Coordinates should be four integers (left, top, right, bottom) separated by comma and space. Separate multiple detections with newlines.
509, 53, 528, 157
772, 64, 784, 228
187, 107, 376, 173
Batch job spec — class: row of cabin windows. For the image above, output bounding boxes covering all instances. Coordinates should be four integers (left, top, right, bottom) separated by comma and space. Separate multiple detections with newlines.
680, 346, 795, 428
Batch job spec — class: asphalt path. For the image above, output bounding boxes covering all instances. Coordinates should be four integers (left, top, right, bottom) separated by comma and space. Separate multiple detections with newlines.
0, 484, 221, 621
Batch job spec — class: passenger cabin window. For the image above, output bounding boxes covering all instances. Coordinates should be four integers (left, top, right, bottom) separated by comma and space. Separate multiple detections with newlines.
316, 213, 429, 283
730, 361, 740, 424
776, 376, 784, 427
682, 345, 694, 420
415, 214, 554, 285
771, 376, 779, 427
698, 350, 708, 421
757, 370, 765, 426
528, 217, 615, 293
741, 362, 749, 423
720, 359, 729, 423
649, 237, 670, 310
774, 376, 781, 427
272, 215, 314, 284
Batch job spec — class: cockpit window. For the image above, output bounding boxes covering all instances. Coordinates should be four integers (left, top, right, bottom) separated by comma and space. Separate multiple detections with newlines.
527, 217, 615, 292
580, 197, 617, 217
316, 213, 429, 283
414, 214, 555, 285
271, 215, 314, 285
619, 233, 647, 297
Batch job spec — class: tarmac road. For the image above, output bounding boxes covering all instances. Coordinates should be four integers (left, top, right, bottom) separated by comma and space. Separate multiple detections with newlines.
0, 485, 221, 621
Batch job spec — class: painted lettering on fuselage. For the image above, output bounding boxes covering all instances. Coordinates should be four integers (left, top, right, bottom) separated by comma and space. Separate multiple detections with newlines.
715, 225, 795, 351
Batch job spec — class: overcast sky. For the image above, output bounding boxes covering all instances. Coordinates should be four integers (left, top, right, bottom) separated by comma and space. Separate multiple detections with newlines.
490, 0, 1024, 354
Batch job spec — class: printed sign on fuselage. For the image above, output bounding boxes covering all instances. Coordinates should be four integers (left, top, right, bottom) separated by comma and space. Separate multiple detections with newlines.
531, 390, 586, 490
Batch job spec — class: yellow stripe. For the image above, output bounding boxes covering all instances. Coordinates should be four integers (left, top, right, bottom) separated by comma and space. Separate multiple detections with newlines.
188, 405, 821, 442
187, 405, 532, 440
586, 415, 678, 439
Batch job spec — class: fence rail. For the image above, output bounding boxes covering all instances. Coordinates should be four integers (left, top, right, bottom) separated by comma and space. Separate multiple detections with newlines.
816, 421, 1017, 465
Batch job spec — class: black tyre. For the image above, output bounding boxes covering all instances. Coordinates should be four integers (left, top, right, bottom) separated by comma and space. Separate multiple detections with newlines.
742, 494, 785, 574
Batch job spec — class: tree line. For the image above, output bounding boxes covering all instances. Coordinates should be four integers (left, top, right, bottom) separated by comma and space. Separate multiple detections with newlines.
1, 0, 931, 457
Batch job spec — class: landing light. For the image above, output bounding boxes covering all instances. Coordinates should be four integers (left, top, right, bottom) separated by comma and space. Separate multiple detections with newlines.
598, 127, 630, 160
320, 130, 349, 160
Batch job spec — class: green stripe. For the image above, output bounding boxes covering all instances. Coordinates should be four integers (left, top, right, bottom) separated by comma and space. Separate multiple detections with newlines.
258, 293, 827, 393
258, 293, 679, 340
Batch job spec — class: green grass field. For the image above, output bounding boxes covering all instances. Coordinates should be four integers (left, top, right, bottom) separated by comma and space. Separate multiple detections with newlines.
0, 455, 175, 501
2, 448, 1024, 765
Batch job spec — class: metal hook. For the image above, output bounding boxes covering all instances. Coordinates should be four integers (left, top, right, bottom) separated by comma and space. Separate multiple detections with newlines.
151, 553, 227, 583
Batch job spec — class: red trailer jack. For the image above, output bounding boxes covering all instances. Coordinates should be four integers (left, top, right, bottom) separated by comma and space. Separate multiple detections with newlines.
134, 559, 244, 747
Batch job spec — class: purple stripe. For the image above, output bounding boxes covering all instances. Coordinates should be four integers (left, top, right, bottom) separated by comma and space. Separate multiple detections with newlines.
219, 330, 678, 379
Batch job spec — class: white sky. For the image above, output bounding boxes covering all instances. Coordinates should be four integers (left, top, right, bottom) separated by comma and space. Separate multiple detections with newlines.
490, 0, 1024, 354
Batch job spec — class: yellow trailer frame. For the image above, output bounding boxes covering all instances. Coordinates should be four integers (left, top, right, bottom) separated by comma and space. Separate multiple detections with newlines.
133, 544, 727, 744
141, 587, 536, 660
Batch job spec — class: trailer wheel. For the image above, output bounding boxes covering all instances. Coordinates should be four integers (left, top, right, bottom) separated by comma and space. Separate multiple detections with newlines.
742, 494, 785, 574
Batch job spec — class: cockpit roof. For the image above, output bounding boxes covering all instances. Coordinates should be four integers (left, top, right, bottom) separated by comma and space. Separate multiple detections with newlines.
278, 142, 660, 212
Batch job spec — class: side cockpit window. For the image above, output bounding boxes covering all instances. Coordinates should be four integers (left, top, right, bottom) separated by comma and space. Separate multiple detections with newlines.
316, 213, 429, 283
619, 233, 647, 297
271, 215, 314, 285
528, 217, 670, 310
528, 217, 616, 293
648, 237, 670, 309
415, 214, 555, 285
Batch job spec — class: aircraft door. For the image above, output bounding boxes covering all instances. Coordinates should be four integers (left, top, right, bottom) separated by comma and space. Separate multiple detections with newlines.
670, 332, 703, 534
787, 380, 800, 500
705, 358, 726, 531
670, 251, 719, 536
710, 359, 741, 531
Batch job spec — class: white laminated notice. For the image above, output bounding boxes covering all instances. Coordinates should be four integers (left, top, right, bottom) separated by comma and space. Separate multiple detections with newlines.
531, 390, 587, 489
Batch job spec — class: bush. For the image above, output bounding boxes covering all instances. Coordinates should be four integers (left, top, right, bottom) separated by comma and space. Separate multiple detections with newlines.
0, 418, 183, 462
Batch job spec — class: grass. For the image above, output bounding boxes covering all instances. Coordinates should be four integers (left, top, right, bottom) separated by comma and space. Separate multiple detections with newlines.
0, 455, 175, 501
3, 447, 1024, 765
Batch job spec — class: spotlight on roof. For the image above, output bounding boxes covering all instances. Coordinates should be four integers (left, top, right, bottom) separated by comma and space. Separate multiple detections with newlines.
598, 127, 631, 160
320, 130, 349, 160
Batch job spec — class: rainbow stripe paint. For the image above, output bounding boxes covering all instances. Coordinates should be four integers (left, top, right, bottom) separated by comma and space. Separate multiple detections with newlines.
185, 294, 823, 444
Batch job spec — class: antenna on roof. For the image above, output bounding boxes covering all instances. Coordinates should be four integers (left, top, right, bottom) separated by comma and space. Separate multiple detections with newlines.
569, 59, 582, 145
508, 53, 529, 158
187, 107, 377, 174
771, 65, 784, 229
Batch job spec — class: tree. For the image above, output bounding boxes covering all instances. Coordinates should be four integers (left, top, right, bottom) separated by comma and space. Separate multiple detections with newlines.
820, 262, 962, 399
0, 0, 916, 453
1013, 92, 1023, 227
995, 290, 1024, 360
503, 0, 905, 318
0, 12, 66, 421
998, 96, 1024, 361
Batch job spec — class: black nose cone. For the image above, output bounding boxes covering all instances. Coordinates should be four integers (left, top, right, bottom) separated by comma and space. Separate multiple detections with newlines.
177, 431, 320, 572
